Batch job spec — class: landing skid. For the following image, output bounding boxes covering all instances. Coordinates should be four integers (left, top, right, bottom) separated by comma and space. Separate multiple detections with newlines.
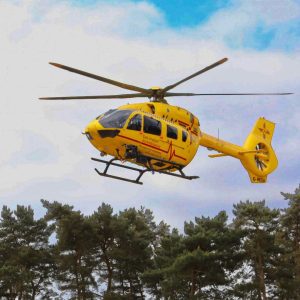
91, 157, 199, 185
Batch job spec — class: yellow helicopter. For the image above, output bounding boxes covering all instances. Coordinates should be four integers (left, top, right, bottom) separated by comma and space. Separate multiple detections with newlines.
40, 58, 291, 185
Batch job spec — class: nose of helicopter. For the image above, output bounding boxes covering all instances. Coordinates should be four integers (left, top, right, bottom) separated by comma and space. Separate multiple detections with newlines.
84, 119, 101, 142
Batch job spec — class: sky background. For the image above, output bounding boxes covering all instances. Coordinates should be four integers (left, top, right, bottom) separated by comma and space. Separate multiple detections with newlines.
1, 0, 299, 229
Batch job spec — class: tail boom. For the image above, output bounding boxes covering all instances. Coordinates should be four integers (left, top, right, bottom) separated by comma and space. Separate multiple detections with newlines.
199, 118, 278, 183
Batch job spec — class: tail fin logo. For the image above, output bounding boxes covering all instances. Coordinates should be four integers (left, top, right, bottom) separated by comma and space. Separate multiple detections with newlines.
258, 122, 270, 140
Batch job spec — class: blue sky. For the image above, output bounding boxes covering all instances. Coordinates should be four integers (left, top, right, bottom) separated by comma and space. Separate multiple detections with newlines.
0, 0, 299, 228
146, 0, 232, 27
72, 0, 300, 51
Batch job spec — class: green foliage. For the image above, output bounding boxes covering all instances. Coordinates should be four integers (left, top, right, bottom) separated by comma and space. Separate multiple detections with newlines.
143, 226, 185, 299
275, 185, 300, 299
169, 211, 242, 298
0, 205, 55, 299
42, 200, 98, 299
112, 207, 155, 298
89, 203, 118, 294
233, 200, 281, 300
0, 185, 299, 299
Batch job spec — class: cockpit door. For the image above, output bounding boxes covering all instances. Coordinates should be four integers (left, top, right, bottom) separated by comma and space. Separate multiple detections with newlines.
127, 113, 142, 131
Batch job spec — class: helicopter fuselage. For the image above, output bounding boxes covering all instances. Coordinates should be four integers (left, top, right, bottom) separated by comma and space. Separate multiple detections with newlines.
85, 102, 200, 170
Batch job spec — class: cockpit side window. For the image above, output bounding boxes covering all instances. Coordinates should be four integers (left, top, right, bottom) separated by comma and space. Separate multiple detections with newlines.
99, 110, 133, 129
144, 116, 161, 136
127, 114, 142, 131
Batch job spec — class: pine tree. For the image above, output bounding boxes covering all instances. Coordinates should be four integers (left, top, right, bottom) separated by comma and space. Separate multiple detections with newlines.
170, 211, 241, 299
42, 200, 97, 299
112, 207, 155, 299
0, 205, 55, 299
275, 185, 300, 299
1, 186, 299, 298
90, 203, 118, 295
233, 200, 280, 300
143, 225, 186, 299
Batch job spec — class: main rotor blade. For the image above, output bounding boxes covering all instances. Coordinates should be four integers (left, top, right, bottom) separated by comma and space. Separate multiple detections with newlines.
39, 93, 148, 100
162, 57, 228, 93
165, 92, 293, 97
49, 62, 150, 94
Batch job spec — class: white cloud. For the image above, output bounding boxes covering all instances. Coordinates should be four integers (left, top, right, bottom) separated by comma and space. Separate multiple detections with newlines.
0, 0, 299, 228
249, 0, 300, 25
183, 0, 300, 49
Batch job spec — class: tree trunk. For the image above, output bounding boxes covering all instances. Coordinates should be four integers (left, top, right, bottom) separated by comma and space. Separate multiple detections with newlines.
31, 282, 36, 300
190, 269, 196, 298
75, 255, 81, 300
103, 250, 113, 292
120, 271, 125, 295
129, 276, 134, 296
257, 252, 267, 300
295, 220, 300, 284
79, 256, 87, 300
136, 275, 144, 299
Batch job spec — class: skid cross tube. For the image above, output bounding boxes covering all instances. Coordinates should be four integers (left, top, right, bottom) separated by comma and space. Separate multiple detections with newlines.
91, 157, 199, 185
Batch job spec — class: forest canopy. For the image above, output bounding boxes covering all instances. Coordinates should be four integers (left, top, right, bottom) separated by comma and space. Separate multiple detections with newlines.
0, 185, 299, 299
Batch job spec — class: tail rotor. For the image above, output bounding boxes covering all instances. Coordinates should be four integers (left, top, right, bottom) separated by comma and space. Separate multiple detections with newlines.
254, 143, 268, 171
241, 118, 278, 183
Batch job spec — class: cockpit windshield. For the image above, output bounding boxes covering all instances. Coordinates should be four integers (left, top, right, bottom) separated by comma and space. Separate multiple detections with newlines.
98, 109, 133, 128
96, 109, 116, 120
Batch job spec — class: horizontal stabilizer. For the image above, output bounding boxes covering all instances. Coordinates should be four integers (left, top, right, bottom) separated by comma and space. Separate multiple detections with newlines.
208, 153, 228, 158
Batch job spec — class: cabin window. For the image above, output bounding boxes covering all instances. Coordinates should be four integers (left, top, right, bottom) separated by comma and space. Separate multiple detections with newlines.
144, 116, 161, 136
190, 113, 195, 123
182, 130, 187, 142
99, 109, 133, 129
167, 125, 178, 139
127, 114, 142, 131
